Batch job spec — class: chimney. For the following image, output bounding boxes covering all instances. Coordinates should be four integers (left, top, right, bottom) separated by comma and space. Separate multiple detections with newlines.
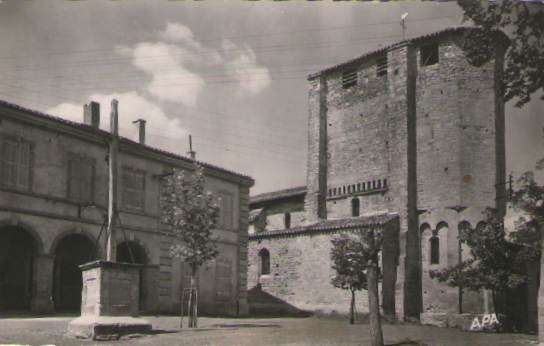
110, 99, 119, 136
187, 135, 196, 160
83, 101, 100, 128
132, 119, 146, 145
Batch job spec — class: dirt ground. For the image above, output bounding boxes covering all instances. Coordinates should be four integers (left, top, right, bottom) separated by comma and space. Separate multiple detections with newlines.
0, 313, 538, 346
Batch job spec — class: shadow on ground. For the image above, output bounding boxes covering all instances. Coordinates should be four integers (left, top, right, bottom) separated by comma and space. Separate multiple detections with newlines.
248, 285, 312, 318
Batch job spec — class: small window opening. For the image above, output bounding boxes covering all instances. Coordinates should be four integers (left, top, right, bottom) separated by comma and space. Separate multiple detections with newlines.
357, 183, 361, 192
329, 189, 332, 196
373, 180, 376, 189
383, 179, 387, 187
333, 188, 337, 196
351, 198, 360, 217
342, 69, 357, 89
362, 182, 366, 191
259, 249, 270, 275
284, 213, 291, 229
421, 43, 439, 66
347, 186, 351, 194
368, 181, 371, 190
343, 186, 346, 195
376, 56, 388, 77
352, 185, 356, 193
430, 237, 439, 264
377, 180, 381, 189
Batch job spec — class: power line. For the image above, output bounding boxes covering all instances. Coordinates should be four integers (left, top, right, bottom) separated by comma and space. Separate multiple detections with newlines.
0, 14, 463, 62
0, 91, 308, 166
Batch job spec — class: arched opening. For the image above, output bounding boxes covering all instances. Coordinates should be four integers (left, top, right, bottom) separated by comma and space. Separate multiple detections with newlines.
430, 236, 440, 265
116, 241, 148, 265
284, 213, 291, 229
53, 234, 97, 311
351, 198, 360, 217
0, 226, 39, 310
259, 249, 270, 276
117, 241, 148, 311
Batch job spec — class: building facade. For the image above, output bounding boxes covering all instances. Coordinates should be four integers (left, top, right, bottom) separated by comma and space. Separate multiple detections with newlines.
0, 99, 254, 316
248, 28, 520, 323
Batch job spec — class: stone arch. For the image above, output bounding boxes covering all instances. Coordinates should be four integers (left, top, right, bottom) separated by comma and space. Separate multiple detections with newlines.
116, 240, 149, 265
52, 232, 98, 311
258, 248, 270, 276
49, 227, 103, 259
115, 235, 152, 264
420, 223, 431, 235
0, 223, 43, 310
476, 221, 487, 231
0, 219, 44, 254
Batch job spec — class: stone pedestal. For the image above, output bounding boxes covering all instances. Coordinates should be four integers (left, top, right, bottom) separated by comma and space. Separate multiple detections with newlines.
68, 261, 152, 341
141, 265, 160, 314
30, 254, 55, 313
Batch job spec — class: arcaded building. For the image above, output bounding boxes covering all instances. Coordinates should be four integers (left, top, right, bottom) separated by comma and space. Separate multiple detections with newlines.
0, 99, 254, 316
248, 28, 519, 323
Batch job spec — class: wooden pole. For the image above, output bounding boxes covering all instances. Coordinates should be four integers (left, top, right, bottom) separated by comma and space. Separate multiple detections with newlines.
106, 99, 119, 262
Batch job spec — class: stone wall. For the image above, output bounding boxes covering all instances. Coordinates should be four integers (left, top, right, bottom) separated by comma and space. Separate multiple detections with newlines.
0, 101, 253, 315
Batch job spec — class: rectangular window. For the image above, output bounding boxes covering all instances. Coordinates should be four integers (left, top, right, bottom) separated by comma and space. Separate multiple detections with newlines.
123, 169, 145, 211
376, 56, 388, 77
342, 69, 357, 89
68, 160, 94, 203
3, 139, 31, 190
215, 259, 232, 300
218, 192, 233, 229
421, 43, 439, 66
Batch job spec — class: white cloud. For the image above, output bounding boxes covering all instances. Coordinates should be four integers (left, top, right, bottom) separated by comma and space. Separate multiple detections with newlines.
221, 40, 271, 97
46, 92, 186, 154
116, 22, 271, 106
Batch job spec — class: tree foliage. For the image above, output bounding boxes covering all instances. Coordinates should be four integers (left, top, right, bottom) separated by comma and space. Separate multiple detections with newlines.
458, 0, 544, 108
162, 162, 220, 328
331, 233, 370, 292
330, 230, 384, 346
429, 208, 531, 312
163, 163, 220, 274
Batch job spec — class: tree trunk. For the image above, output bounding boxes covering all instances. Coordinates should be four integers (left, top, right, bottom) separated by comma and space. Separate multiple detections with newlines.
350, 289, 355, 324
188, 273, 198, 328
368, 260, 383, 346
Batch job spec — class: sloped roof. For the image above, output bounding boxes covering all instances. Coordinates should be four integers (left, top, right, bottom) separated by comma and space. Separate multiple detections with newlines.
308, 27, 475, 79
0, 99, 253, 183
250, 186, 307, 204
249, 213, 397, 239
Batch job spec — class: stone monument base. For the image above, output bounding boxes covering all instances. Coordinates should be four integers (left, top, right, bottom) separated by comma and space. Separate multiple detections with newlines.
68, 316, 152, 341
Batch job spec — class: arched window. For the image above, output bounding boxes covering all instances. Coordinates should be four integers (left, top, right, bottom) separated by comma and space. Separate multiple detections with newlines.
377, 180, 381, 189
284, 213, 291, 229
383, 179, 387, 187
430, 237, 439, 265
333, 188, 337, 196
362, 182, 366, 191
259, 249, 270, 275
351, 198, 360, 217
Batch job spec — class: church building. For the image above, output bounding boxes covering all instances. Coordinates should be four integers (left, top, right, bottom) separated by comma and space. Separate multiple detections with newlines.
247, 28, 535, 328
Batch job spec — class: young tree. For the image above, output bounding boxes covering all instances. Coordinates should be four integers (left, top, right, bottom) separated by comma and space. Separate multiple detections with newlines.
429, 209, 531, 317
331, 233, 369, 324
330, 229, 384, 346
162, 163, 220, 328
457, 0, 544, 108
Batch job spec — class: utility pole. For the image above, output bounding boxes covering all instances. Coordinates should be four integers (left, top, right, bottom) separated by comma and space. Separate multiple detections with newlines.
106, 99, 119, 261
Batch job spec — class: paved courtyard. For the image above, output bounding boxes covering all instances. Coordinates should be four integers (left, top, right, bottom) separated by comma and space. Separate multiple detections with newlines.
0, 314, 538, 346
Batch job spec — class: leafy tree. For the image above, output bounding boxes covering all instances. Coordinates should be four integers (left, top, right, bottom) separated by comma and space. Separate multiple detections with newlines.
458, 0, 544, 108
331, 233, 369, 324
162, 162, 220, 328
429, 208, 531, 317
330, 229, 384, 346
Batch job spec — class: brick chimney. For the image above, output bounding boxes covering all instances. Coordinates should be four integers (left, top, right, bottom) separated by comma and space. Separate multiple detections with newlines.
187, 135, 196, 160
132, 119, 146, 145
83, 101, 100, 128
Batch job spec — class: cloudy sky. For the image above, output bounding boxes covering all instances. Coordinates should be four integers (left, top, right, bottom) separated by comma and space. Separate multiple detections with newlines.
0, 0, 541, 226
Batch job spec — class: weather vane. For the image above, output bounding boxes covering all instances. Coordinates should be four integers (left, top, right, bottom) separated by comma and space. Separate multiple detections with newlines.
401, 13, 408, 40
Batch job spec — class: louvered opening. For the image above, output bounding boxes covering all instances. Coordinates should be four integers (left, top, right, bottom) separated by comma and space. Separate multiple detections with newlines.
342, 69, 357, 89
376, 56, 388, 77
421, 43, 439, 66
